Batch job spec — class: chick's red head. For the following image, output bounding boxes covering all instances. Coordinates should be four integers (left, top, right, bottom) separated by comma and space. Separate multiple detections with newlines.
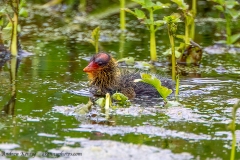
83, 53, 111, 79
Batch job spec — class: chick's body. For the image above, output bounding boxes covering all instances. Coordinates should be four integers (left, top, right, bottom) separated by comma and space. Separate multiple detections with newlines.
83, 53, 174, 99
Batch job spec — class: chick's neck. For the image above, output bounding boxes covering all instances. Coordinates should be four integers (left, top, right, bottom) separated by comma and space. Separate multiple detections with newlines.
90, 60, 120, 91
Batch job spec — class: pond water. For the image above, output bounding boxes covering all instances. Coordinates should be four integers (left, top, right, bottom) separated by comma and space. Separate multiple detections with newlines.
0, 1, 240, 160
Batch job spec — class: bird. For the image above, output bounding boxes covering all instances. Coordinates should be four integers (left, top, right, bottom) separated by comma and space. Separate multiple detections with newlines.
83, 52, 174, 99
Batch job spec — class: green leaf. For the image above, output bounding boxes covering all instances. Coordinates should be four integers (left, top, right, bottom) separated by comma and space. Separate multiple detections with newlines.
91, 26, 100, 51
95, 98, 105, 108
74, 101, 93, 115
175, 50, 182, 58
211, 0, 224, 6
176, 34, 191, 45
153, 2, 170, 11
141, 73, 152, 79
227, 9, 240, 19
162, 48, 172, 56
112, 93, 128, 101
117, 57, 135, 65
132, 0, 144, 5
143, 0, 155, 9
226, 0, 237, 9
176, 35, 185, 40
92, 26, 100, 42
217, 0, 225, 6
19, 8, 28, 17
163, 13, 181, 24
112, 93, 130, 106
88, 39, 94, 46
171, 0, 183, 7
123, 8, 136, 16
144, 19, 154, 25
157, 86, 173, 100
134, 61, 154, 69
171, 0, 189, 10
134, 73, 173, 101
163, 48, 182, 58
154, 20, 165, 26
214, 5, 224, 12
134, 8, 146, 19
20, 0, 27, 8
230, 33, 240, 44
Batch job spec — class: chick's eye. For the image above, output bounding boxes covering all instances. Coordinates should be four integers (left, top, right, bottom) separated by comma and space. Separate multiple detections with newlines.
97, 61, 104, 66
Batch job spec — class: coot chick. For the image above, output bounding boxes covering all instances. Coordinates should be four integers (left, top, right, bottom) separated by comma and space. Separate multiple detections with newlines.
83, 53, 174, 99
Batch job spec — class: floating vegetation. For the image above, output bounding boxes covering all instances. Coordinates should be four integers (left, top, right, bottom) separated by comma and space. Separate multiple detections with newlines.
134, 73, 172, 102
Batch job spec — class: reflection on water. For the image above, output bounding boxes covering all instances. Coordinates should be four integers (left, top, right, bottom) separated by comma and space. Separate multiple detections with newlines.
1, 57, 20, 115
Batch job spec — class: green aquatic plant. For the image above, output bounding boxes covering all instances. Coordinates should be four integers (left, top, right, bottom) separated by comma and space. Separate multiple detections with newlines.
134, 73, 172, 102
124, 0, 170, 61
163, 14, 180, 81
112, 92, 131, 106
96, 92, 130, 108
10, 0, 19, 56
163, 14, 181, 96
120, 0, 126, 31
96, 92, 130, 119
0, 0, 27, 56
89, 26, 100, 53
74, 101, 93, 115
171, 0, 195, 45
163, 1, 202, 65
104, 93, 111, 119
175, 74, 180, 96
117, 57, 135, 65
228, 100, 240, 160
190, 0, 197, 40
211, 0, 240, 45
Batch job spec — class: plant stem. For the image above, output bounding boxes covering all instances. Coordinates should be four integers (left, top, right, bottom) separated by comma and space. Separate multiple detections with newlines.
226, 14, 232, 45
149, 9, 157, 61
230, 100, 240, 160
185, 18, 190, 45
119, 32, 125, 58
190, 0, 196, 40
169, 34, 176, 81
10, 11, 18, 56
95, 41, 98, 53
104, 93, 111, 119
79, 0, 86, 12
175, 74, 179, 96
120, 0, 125, 31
